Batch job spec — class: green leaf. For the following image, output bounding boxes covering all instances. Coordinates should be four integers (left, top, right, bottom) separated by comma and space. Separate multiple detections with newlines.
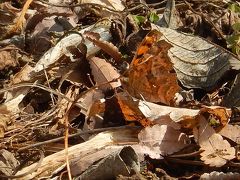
232, 23, 240, 32
148, 12, 159, 23
229, 3, 240, 13
132, 15, 146, 25
226, 34, 240, 46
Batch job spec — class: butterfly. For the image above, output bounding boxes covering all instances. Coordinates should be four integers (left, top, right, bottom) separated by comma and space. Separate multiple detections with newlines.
123, 29, 181, 106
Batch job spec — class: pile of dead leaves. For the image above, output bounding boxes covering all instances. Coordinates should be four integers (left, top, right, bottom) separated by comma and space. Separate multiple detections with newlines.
1, 0, 240, 179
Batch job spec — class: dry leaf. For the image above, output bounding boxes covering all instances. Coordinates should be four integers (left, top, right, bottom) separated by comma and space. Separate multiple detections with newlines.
157, 0, 183, 29
33, 23, 111, 73
137, 97, 199, 123
200, 171, 240, 180
0, 46, 19, 70
85, 31, 122, 62
116, 93, 153, 127
153, 25, 240, 90
193, 115, 235, 167
14, 128, 140, 179
50, 86, 80, 133
0, 106, 11, 138
88, 56, 121, 91
200, 107, 231, 131
79, 0, 125, 11
0, 149, 19, 176
219, 124, 240, 144
76, 146, 139, 179
223, 73, 240, 107
77, 89, 104, 115
138, 124, 190, 159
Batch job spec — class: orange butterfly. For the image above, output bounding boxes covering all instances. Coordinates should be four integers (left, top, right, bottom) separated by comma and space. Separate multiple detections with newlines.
123, 29, 181, 106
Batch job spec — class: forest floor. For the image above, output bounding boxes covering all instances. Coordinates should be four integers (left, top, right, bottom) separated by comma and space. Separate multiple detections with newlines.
1, 0, 240, 179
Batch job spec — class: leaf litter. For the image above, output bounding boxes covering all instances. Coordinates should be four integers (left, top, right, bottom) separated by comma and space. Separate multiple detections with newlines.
0, 0, 240, 179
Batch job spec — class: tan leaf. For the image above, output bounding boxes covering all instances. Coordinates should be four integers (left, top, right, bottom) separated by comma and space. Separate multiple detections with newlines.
0, 149, 19, 176
0, 107, 11, 138
193, 115, 235, 167
79, 0, 125, 11
88, 56, 121, 91
76, 89, 104, 115
153, 25, 240, 90
0, 46, 19, 70
200, 171, 240, 180
138, 124, 190, 159
219, 124, 240, 144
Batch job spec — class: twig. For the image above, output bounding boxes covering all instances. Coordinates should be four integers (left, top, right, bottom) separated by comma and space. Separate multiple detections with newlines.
17, 126, 141, 152
166, 157, 205, 166
168, 150, 203, 158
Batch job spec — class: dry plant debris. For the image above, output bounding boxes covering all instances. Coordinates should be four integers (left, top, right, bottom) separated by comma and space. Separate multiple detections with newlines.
0, 0, 240, 179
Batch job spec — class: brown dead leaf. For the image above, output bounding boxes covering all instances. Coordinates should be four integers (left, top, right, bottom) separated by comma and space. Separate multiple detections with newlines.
138, 124, 190, 159
0, 149, 19, 176
116, 93, 153, 127
88, 56, 121, 91
200, 107, 231, 131
0, 105, 11, 138
79, 0, 125, 11
77, 89, 104, 116
153, 25, 240, 90
50, 86, 79, 132
87, 99, 105, 119
193, 115, 235, 167
85, 31, 122, 62
201, 171, 240, 180
157, 0, 183, 29
0, 46, 19, 70
219, 124, 240, 144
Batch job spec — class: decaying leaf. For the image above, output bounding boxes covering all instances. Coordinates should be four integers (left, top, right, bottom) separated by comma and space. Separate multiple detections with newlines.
222, 73, 240, 107
200, 171, 240, 180
219, 124, 240, 144
76, 146, 139, 179
78, 0, 125, 11
0, 149, 19, 176
53, 86, 79, 128
138, 124, 190, 159
193, 115, 235, 167
0, 106, 12, 138
14, 127, 140, 179
77, 89, 104, 115
199, 107, 231, 131
88, 56, 121, 91
85, 31, 122, 62
153, 25, 240, 90
157, 0, 183, 29
0, 46, 19, 70
116, 93, 153, 127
